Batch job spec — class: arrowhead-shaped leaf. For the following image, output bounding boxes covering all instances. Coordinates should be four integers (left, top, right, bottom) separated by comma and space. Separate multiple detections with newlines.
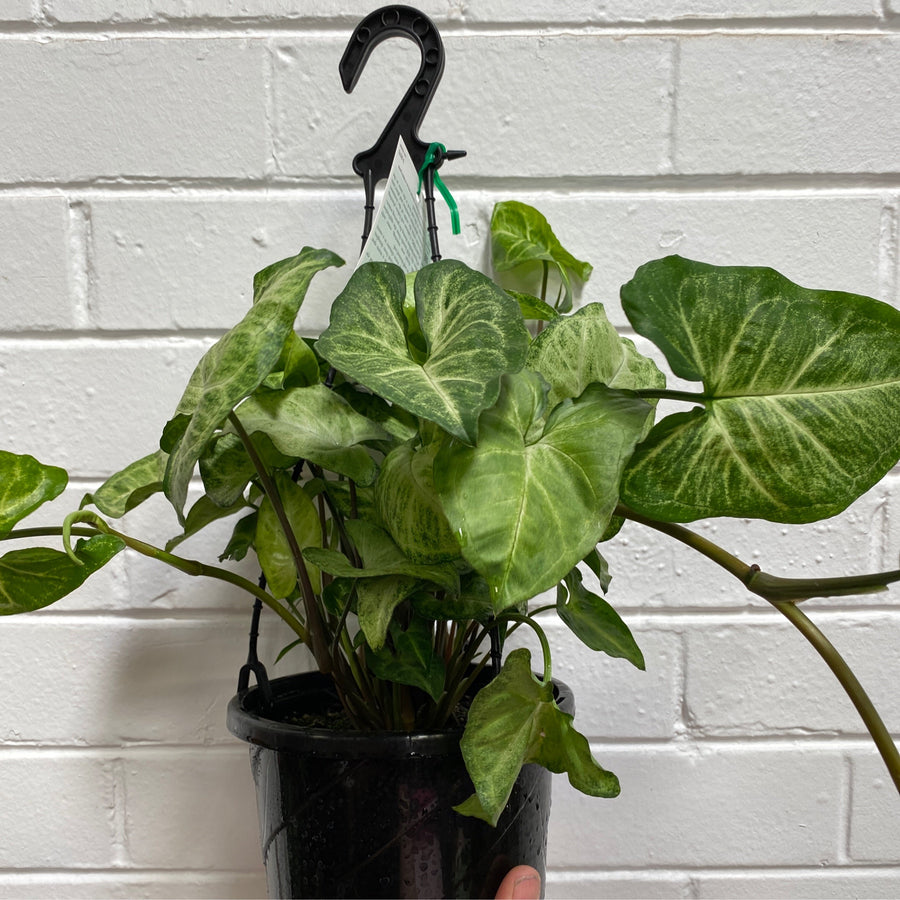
164, 247, 343, 518
0, 535, 125, 615
621, 256, 900, 522
356, 574, 418, 651
82, 450, 167, 518
0, 451, 68, 537
230, 385, 388, 486
316, 260, 529, 443
557, 568, 644, 669
527, 303, 665, 408
435, 372, 653, 610
457, 648, 619, 825
255, 472, 322, 598
165, 494, 249, 552
491, 201, 592, 313
303, 519, 458, 592
366, 614, 446, 701
375, 440, 460, 564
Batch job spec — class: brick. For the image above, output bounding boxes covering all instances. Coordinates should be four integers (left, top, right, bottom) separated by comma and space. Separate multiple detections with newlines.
0, 871, 267, 899
122, 747, 263, 869
86, 191, 887, 335
88, 193, 359, 333
43, 0, 459, 22
696, 869, 900, 898
0, 616, 304, 745
0, 752, 116, 867
685, 615, 900, 735
273, 35, 674, 179
466, 0, 879, 21
0, 39, 267, 182
459, 191, 885, 329
39, 0, 880, 21
548, 745, 843, 866
546, 871, 689, 899
108, 488, 267, 613
507, 620, 682, 739
601, 479, 887, 610
0, 197, 73, 331
849, 752, 900, 862
676, 36, 900, 174
0, 0, 34, 19
0, 337, 214, 477
882, 472, 900, 569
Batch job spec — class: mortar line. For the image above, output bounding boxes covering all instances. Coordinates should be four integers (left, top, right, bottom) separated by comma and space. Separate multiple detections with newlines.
262, 38, 278, 181
5, 173, 900, 194
2, 19, 900, 38
666, 38, 681, 176
108, 756, 129, 867
840, 752, 855, 864
877, 195, 898, 305
66, 198, 92, 329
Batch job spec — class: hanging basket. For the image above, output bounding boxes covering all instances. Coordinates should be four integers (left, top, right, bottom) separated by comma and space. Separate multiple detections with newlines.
227, 670, 571, 899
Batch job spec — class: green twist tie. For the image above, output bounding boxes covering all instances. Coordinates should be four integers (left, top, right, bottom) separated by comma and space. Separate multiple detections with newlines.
417, 142, 461, 235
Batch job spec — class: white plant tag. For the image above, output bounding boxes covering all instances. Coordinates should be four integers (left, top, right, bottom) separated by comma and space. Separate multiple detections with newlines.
356, 137, 431, 274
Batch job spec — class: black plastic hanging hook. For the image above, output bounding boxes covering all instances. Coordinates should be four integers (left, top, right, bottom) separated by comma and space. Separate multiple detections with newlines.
340, 5, 465, 253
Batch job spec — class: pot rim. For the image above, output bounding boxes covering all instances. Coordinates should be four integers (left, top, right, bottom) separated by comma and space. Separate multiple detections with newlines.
227, 669, 574, 758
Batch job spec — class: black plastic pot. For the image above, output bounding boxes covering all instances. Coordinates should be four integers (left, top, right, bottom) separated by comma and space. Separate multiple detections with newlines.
227, 670, 572, 899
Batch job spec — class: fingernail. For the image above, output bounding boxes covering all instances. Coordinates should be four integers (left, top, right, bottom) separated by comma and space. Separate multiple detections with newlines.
512, 873, 540, 899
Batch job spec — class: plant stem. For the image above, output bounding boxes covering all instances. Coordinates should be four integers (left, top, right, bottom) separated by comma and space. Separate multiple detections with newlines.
772, 599, 900, 794
632, 388, 710, 404
228, 412, 332, 672
616, 504, 900, 795
616, 504, 751, 582
498, 613, 552, 685
8, 523, 308, 642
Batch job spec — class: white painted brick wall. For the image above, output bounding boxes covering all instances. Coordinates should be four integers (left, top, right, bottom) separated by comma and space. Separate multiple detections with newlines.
1, 3, 899, 899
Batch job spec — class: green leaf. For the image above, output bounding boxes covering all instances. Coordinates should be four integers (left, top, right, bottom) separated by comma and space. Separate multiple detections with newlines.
199, 432, 294, 509
491, 201, 592, 313
375, 440, 460, 564
255, 471, 322, 598
0, 451, 68, 537
557, 568, 644, 668
198, 434, 256, 509
357, 574, 418, 650
165, 494, 249, 552
0, 535, 125, 615
621, 256, 900, 523
316, 260, 529, 443
582, 547, 612, 593
413, 572, 494, 623
230, 385, 388, 486
266, 332, 321, 390
219, 511, 258, 562
323, 480, 376, 521
435, 372, 653, 610
457, 648, 619, 825
507, 290, 559, 322
159, 414, 190, 454
366, 614, 446, 701
527, 303, 665, 409
303, 519, 458, 592
164, 247, 343, 519
81, 450, 167, 518
334, 385, 419, 443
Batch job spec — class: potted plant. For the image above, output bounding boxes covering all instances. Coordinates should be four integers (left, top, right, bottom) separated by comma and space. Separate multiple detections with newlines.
2, 199, 899, 898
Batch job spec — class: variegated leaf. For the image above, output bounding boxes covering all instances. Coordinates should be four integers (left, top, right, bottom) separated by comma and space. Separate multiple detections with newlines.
316, 260, 529, 443
621, 256, 900, 522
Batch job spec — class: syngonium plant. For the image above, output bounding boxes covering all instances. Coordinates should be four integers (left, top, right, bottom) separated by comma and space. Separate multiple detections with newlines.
3, 200, 900, 825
